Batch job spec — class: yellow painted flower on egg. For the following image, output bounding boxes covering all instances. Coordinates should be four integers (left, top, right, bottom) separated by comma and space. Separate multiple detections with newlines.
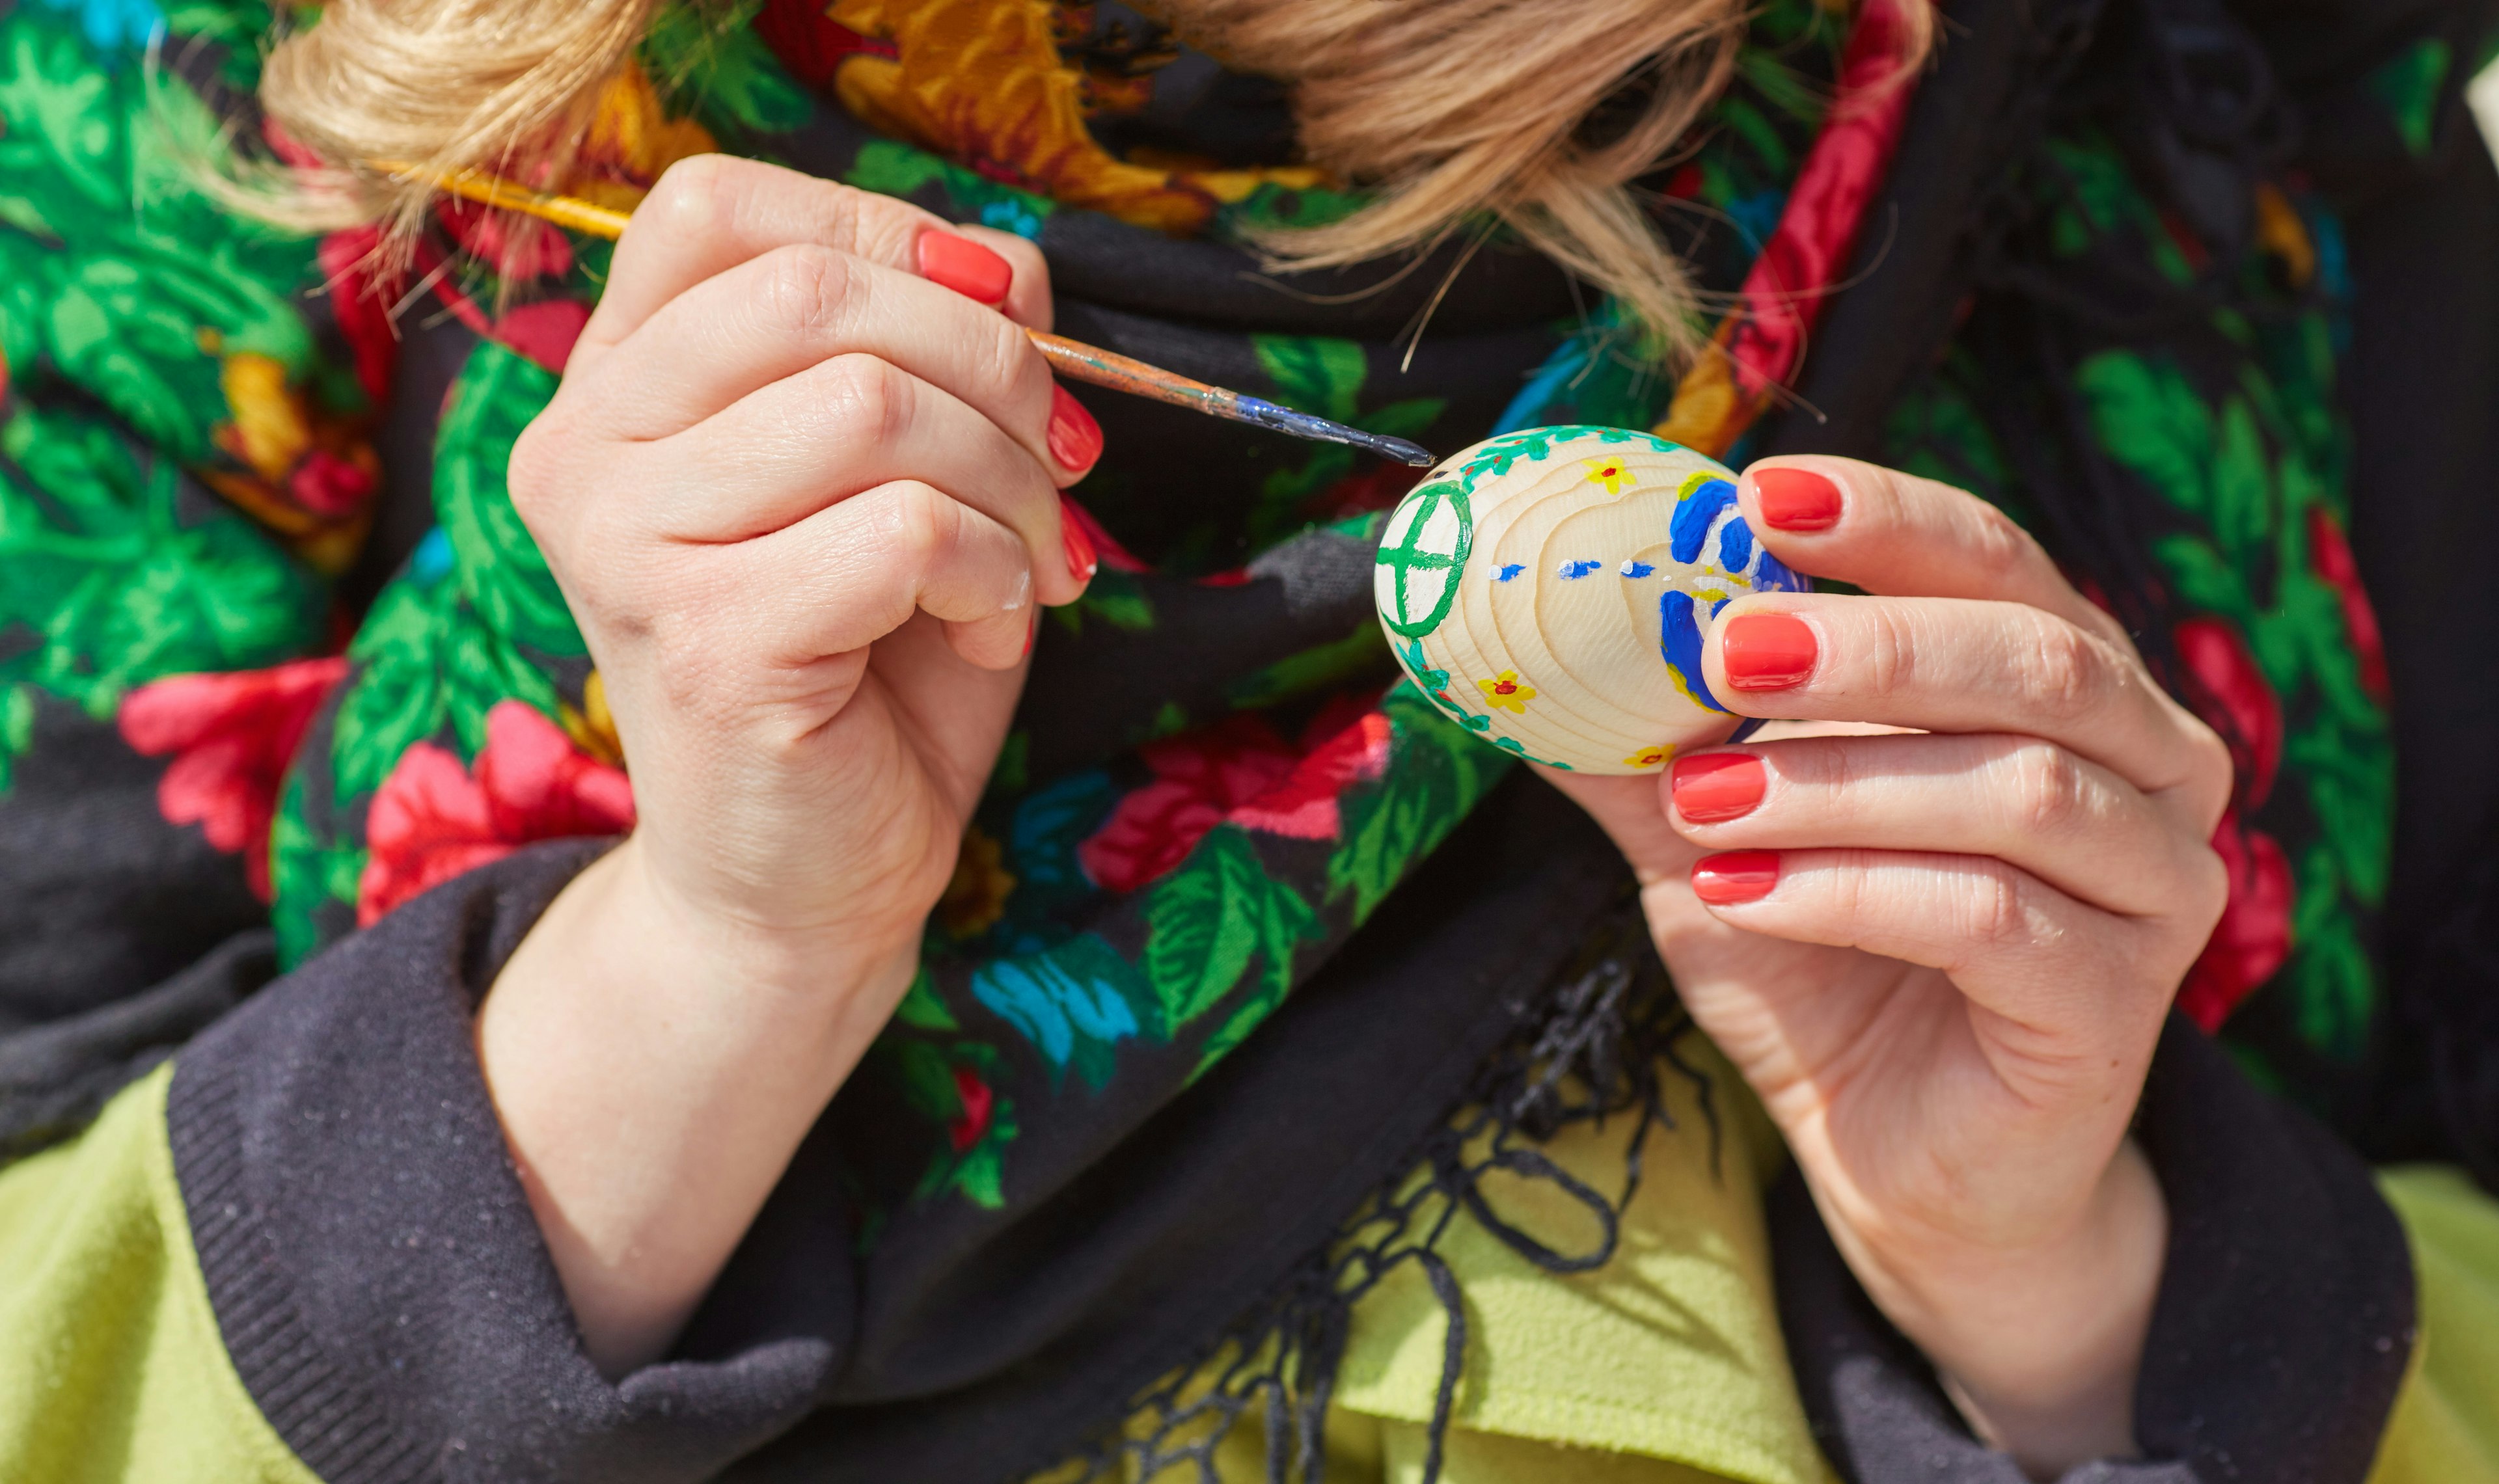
1477, 671, 1535, 714
1582, 455, 1637, 495
1623, 744, 1673, 769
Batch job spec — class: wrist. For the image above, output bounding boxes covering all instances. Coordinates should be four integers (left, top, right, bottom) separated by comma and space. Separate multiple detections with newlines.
594, 833, 925, 1012
477, 836, 927, 1375
1827, 1140, 2168, 1477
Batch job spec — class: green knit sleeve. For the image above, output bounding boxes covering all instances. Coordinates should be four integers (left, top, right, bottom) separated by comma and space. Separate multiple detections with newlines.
0, 1064, 319, 1484
2366, 1167, 2499, 1484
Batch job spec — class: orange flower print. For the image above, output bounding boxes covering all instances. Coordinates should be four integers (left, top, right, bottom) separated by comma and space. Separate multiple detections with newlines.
810, 0, 1321, 234
1477, 671, 1536, 714
940, 824, 1018, 938
1623, 744, 1673, 769
1583, 455, 1637, 496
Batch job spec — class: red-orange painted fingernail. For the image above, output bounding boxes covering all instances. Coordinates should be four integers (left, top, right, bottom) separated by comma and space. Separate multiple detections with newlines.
1721, 613, 1817, 690
915, 230, 1011, 304
1059, 496, 1097, 582
1024, 606, 1040, 658
1048, 386, 1103, 472
1692, 851, 1779, 905
1755, 468, 1842, 530
1671, 753, 1764, 822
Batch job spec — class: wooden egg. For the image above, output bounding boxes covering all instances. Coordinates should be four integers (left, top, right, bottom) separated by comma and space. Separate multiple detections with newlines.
1372, 425, 1807, 776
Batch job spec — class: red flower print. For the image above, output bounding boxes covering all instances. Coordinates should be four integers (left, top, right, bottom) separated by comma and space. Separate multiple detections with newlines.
490, 300, 595, 376
2174, 615, 2282, 807
948, 1066, 995, 1153
1309, 462, 1425, 524
287, 448, 377, 519
2177, 812, 2293, 1032
1227, 697, 1393, 840
1077, 694, 1393, 893
754, 0, 897, 85
118, 658, 350, 902
1078, 716, 1301, 893
435, 196, 575, 284
316, 224, 407, 405
1059, 497, 1150, 574
356, 701, 635, 928
2306, 506, 2390, 701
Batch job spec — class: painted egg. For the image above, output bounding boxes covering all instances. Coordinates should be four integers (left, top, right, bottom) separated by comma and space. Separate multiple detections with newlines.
1372, 425, 1807, 775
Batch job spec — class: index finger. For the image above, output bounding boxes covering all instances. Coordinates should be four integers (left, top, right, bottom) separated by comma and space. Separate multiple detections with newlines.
570, 155, 1052, 373
1736, 456, 2130, 651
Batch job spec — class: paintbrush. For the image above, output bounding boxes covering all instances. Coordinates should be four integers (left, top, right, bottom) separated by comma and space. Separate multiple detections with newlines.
379, 164, 1437, 468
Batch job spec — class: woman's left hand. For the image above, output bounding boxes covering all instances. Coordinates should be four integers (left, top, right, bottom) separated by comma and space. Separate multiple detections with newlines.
1547, 456, 2233, 1477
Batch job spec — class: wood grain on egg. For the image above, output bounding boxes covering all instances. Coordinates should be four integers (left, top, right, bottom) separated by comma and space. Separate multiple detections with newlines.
1372, 426, 1808, 775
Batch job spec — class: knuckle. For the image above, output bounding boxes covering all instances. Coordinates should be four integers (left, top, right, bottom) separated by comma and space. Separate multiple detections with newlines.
2006, 742, 2088, 837
2181, 835, 2231, 934
2020, 618, 2106, 722
1965, 503, 2041, 583
759, 245, 854, 336
1968, 863, 2036, 951
819, 355, 912, 450
2181, 716, 2237, 825
879, 480, 958, 569
505, 415, 569, 526
972, 315, 1046, 416
1857, 604, 1917, 695
642, 154, 733, 238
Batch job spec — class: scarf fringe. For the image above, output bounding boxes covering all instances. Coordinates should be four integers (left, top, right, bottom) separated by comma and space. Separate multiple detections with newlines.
1056, 900, 1715, 1484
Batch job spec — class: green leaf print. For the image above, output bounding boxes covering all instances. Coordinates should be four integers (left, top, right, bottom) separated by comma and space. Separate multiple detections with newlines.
642, 0, 814, 136
2286, 843, 2375, 1059
1142, 825, 1323, 1036
0, 401, 321, 737
435, 345, 586, 658
0, 685, 34, 794
1050, 567, 1156, 636
1224, 624, 1390, 711
1, 6, 337, 459
1251, 334, 1367, 424
845, 140, 1055, 239
2362, 38, 2453, 157
2074, 351, 2220, 520
330, 576, 564, 803
1327, 681, 1511, 921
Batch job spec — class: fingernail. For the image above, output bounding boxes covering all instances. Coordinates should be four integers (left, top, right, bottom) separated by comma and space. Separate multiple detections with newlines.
1059, 496, 1097, 582
1024, 606, 1039, 658
1048, 386, 1103, 472
1671, 753, 1765, 822
916, 230, 1011, 304
1721, 612, 1817, 690
1692, 850, 1780, 905
1754, 468, 1843, 530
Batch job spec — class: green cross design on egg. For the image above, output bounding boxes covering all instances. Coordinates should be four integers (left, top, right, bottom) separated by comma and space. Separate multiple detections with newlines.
1372, 481, 1473, 639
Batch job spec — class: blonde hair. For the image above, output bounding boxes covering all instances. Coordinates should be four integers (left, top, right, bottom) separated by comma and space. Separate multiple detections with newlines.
253, 0, 1929, 358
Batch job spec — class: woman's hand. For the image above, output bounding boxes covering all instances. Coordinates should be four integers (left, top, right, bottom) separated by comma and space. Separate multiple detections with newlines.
477, 155, 1098, 1375
1547, 457, 2233, 1477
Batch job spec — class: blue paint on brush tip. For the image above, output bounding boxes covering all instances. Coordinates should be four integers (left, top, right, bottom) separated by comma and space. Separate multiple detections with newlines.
1558, 559, 1603, 578
1235, 396, 1437, 466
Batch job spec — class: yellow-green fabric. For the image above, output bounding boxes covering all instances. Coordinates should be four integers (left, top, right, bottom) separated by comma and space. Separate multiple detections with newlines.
1203, 1054, 2499, 1484
8, 1064, 2495, 1484
2366, 1167, 2499, 1484
0, 1064, 317, 1484
1203, 1034, 1832, 1484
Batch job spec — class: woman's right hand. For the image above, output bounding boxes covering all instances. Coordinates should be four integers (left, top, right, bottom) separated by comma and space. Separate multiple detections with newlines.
481, 155, 1099, 1374
512, 153, 1097, 989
